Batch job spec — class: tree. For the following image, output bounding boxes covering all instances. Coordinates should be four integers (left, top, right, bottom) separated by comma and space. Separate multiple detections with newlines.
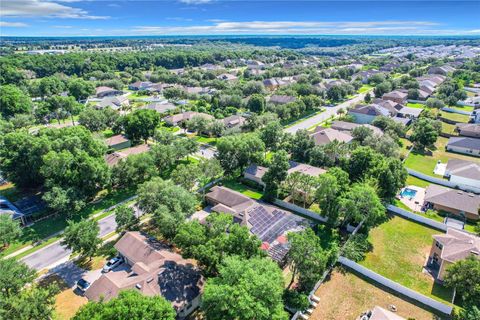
44, 95, 82, 125
454, 306, 480, 320
247, 94, 266, 113
364, 92, 372, 103
115, 205, 139, 233
171, 163, 201, 191
201, 256, 288, 320
352, 126, 374, 144
373, 81, 392, 98
347, 146, 381, 182
73, 290, 175, 320
0, 258, 36, 298
112, 152, 157, 187
68, 78, 95, 101
371, 158, 407, 199
339, 183, 385, 228
407, 88, 419, 100
174, 213, 262, 275
341, 233, 372, 262
290, 130, 314, 163
216, 133, 265, 175
61, 219, 102, 260
137, 178, 197, 239
0, 84, 33, 118
260, 121, 284, 151
315, 173, 342, 226
410, 117, 441, 150
262, 150, 290, 199
443, 256, 480, 306
122, 109, 160, 142
198, 158, 224, 191
1, 284, 57, 320
426, 97, 445, 109
38, 76, 65, 97
286, 228, 336, 291
0, 215, 22, 248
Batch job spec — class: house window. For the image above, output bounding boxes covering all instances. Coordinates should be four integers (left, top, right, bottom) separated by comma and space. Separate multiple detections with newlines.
435, 241, 443, 250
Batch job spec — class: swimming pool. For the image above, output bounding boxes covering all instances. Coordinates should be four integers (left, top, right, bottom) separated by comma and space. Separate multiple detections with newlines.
400, 188, 417, 199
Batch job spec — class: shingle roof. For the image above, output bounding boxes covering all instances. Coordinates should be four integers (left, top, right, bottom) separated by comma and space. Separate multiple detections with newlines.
433, 228, 480, 263
457, 123, 480, 138
447, 137, 480, 151
269, 95, 296, 104
310, 127, 353, 146
424, 184, 480, 216
330, 120, 383, 135
369, 306, 406, 320
446, 159, 480, 180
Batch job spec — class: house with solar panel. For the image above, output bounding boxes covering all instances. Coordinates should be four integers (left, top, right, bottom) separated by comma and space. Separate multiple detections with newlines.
204, 186, 308, 264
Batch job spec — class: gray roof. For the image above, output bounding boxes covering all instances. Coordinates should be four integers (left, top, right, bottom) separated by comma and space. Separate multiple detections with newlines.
457, 123, 480, 137
397, 106, 423, 117
425, 184, 480, 215
269, 95, 296, 105
446, 159, 480, 180
433, 228, 480, 263
447, 137, 480, 151
310, 127, 353, 146
142, 102, 177, 114
331, 120, 383, 135
349, 104, 390, 117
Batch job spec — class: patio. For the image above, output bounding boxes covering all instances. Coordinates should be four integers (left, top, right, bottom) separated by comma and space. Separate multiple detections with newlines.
398, 185, 426, 212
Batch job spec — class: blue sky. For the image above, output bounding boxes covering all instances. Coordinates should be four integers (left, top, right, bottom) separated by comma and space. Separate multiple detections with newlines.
1, 1, 479, 37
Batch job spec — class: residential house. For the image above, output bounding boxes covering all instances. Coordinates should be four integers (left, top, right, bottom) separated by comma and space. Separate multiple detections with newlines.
142, 102, 177, 114
446, 136, 480, 157
460, 95, 480, 108
444, 159, 480, 190
0, 196, 26, 225
105, 144, 150, 166
205, 186, 307, 264
105, 135, 131, 151
128, 81, 152, 91
396, 106, 423, 119
330, 120, 383, 136
146, 83, 171, 94
268, 95, 296, 105
456, 123, 480, 138
428, 228, 479, 280
310, 127, 354, 146
348, 104, 391, 124
382, 90, 408, 105
222, 115, 246, 129
424, 184, 480, 220
164, 111, 214, 126
380, 63, 400, 72
85, 232, 203, 318
246, 60, 265, 70
95, 86, 123, 98
94, 96, 129, 110
428, 65, 455, 76
263, 78, 284, 91
351, 70, 382, 84
324, 79, 347, 90
244, 161, 325, 188
363, 306, 406, 320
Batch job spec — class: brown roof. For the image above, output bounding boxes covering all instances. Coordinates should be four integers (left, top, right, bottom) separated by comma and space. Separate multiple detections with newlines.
85, 232, 203, 310
331, 120, 383, 136
457, 123, 480, 138
206, 186, 255, 214
105, 134, 129, 147
164, 111, 213, 125
105, 144, 150, 166
424, 184, 480, 216
433, 228, 480, 263
287, 161, 326, 177
269, 95, 296, 105
382, 90, 408, 100
310, 127, 353, 146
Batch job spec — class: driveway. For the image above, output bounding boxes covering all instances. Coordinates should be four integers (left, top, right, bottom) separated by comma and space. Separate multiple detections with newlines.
284, 92, 370, 134
21, 205, 143, 271
195, 144, 216, 159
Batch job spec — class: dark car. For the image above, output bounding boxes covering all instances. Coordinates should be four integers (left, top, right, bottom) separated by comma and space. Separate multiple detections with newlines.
76, 278, 91, 293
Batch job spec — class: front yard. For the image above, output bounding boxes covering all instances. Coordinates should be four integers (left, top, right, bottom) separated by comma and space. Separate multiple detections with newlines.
359, 216, 454, 305
310, 269, 434, 320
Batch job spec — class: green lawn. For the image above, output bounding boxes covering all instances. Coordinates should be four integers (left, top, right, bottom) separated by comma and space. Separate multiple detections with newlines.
357, 85, 373, 94
406, 102, 426, 109
404, 137, 480, 177
440, 111, 470, 123
441, 122, 457, 135
405, 175, 431, 188
221, 179, 264, 200
360, 216, 454, 305
194, 135, 217, 145
449, 105, 474, 112
0, 188, 136, 258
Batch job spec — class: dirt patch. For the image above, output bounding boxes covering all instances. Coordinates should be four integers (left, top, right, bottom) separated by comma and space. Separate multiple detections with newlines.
309, 269, 434, 320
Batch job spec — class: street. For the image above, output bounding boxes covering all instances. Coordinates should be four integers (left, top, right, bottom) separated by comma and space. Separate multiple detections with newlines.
284, 92, 370, 134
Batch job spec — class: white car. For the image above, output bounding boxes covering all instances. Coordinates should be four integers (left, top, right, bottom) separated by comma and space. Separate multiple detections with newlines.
102, 256, 123, 273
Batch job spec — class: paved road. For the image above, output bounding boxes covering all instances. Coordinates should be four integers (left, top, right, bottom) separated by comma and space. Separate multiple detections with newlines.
21, 204, 142, 271
284, 92, 370, 134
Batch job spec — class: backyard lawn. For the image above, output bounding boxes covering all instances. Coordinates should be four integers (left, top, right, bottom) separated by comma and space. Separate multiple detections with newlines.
357, 84, 373, 93
310, 269, 434, 320
440, 111, 470, 123
221, 179, 264, 200
193, 135, 217, 145
360, 216, 454, 305
406, 102, 426, 109
404, 137, 480, 177
441, 122, 457, 135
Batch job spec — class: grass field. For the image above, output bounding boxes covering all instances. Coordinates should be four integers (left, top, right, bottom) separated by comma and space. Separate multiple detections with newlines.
450, 105, 474, 112
194, 135, 217, 145
360, 216, 454, 305
404, 137, 480, 177
221, 179, 264, 200
310, 269, 434, 320
357, 84, 373, 93
440, 111, 470, 123
405, 175, 431, 188
406, 102, 426, 109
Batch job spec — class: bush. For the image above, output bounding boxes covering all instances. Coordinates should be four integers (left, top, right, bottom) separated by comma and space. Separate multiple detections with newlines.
283, 290, 310, 311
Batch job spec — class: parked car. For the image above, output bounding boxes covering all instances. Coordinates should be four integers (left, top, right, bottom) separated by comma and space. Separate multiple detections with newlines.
102, 256, 123, 273
76, 278, 91, 293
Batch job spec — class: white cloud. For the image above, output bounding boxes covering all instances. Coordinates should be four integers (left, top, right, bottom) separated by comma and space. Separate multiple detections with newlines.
1, 0, 109, 19
0, 21, 29, 27
178, 0, 212, 4
132, 20, 448, 35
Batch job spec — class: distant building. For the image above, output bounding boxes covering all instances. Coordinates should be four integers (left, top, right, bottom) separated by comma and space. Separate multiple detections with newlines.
348, 104, 391, 124
94, 96, 129, 110
428, 228, 479, 280
330, 120, 383, 136
221, 115, 246, 129
428, 65, 455, 76
382, 90, 408, 105
456, 123, 480, 138
128, 81, 152, 91
85, 232, 203, 318
268, 95, 296, 105
163, 111, 214, 126
141, 102, 177, 114
95, 86, 123, 98
309, 127, 353, 146
216, 73, 238, 82
105, 144, 150, 166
